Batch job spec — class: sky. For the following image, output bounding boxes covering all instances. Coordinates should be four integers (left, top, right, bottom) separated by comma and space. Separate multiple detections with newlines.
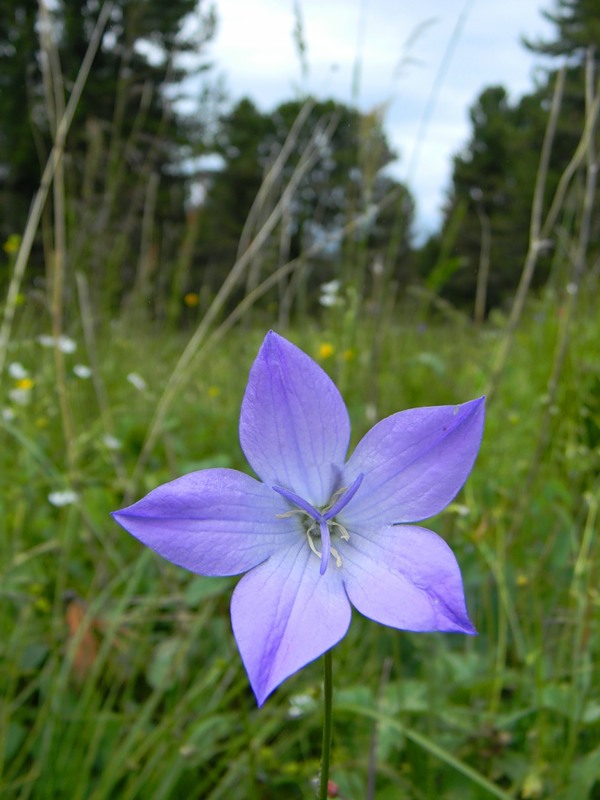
201, 0, 557, 239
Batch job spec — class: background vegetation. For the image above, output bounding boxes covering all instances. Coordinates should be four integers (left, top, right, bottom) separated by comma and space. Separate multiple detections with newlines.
1, 0, 599, 798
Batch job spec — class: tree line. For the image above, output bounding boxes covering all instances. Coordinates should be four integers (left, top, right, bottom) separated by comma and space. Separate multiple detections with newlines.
0, 0, 597, 321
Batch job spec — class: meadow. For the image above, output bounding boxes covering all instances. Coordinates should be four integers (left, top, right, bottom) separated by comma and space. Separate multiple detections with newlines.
1, 276, 599, 798
1, 5, 600, 798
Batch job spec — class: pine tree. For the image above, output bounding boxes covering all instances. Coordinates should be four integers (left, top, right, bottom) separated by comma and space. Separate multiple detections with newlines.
424, 85, 552, 310
525, 0, 600, 58
0, 2, 45, 235
194, 96, 413, 311
0, 0, 216, 305
425, 0, 600, 313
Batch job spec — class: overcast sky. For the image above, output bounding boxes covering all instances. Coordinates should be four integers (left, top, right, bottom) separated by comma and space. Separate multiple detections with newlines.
201, 0, 558, 238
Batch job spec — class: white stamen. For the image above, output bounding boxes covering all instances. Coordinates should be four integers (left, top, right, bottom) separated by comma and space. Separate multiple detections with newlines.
273, 480, 363, 572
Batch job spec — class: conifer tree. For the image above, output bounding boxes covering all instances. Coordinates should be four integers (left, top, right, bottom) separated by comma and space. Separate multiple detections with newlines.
423, 0, 599, 312
195, 96, 413, 308
0, 0, 216, 303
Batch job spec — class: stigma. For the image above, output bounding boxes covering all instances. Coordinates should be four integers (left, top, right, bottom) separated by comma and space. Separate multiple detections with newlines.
273, 474, 363, 575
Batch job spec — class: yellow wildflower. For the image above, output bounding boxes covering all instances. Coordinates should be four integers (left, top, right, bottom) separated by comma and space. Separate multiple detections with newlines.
318, 343, 334, 359
16, 378, 34, 391
3, 234, 21, 254
184, 292, 199, 307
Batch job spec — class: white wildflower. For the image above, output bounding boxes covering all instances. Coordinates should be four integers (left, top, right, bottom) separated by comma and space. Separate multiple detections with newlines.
8, 362, 28, 379
320, 280, 340, 294
9, 388, 31, 406
287, 693, 316, 719
319, 293, 340, 308
48, 490, 78, 507
73, 364, 92, 379
37, 334, 77, 353
127, 372, 147, 392
319, 279, 342, 308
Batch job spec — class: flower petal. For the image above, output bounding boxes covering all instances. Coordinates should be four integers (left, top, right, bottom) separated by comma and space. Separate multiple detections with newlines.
340, 524, 475, 634
231, 541, 351, 705
342, 397, 485, 525
239, 331, 350, 507
112, 468, 297, 576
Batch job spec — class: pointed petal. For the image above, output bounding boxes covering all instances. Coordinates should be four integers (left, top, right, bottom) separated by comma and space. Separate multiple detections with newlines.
342, 397, 485, 525
112, 468, 298, 576
340, 524, 475, 634
239, 331, 350, 507
231, 541, 351, 705
324, 473, 364, 520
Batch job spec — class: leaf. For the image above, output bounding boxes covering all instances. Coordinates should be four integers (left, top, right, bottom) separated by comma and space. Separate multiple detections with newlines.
554, 745, 600, 800
184, 576, 233, 607
4, 722, 27, 762
146, 638, 187, 691
336, 702, 514, 800
384, 678, 429, 713
540, 683, 577, 720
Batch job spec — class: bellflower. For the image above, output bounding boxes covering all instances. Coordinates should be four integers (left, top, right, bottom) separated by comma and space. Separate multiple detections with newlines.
112, 332, 485, 705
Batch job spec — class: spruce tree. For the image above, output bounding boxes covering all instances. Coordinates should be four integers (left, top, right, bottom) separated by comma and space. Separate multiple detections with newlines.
425, 0, 599, 312
0, 0, 216, 305
195, 96, 413, 309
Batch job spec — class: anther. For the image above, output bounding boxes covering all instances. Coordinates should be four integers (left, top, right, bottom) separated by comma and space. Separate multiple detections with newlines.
272, 475, 364, 574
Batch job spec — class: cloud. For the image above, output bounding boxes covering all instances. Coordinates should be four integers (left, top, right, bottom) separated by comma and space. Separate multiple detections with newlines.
205, 0, 555, 236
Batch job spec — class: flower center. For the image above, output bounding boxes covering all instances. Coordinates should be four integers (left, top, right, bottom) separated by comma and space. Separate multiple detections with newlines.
273, 473, 363, 575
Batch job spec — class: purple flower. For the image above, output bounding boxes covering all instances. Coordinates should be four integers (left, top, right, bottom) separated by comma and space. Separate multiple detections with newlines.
112, 332, 485, 705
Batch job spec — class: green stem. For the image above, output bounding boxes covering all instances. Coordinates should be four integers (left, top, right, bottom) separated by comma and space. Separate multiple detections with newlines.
318, 649, 333, 799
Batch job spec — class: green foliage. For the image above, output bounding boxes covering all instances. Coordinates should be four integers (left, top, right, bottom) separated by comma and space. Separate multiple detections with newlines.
195, 96, 414, 315
0, 0, 216, 308
1, 283, 600, 798
196, 98, 275, 282
525, 0, 600, 57
426, 84, 555, 310
0, 2, 42, 232
2, 2, 600, 796
424, 0, 600, 313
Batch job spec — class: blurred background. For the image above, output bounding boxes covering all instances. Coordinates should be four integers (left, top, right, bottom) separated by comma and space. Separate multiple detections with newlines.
1, 1, 599, 798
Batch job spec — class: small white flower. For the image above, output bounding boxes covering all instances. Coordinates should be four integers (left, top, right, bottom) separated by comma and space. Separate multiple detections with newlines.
371, 255, 384, 276
319, 294, 340, 308
102, 434, 122, 450
320, 280, 340, 294
319, 279, 342, 308
127, 372, 147, 392
57, 335, 76, 353
287, 693, 316, 719
447, 502, 471, 517
37, 334, 77, 353
8, 362, 28, 379
9, 388, 32, 406
1, 407, 16, 422
365, 402, 377, 423
73, 364, 92, 379
48, 490, 78, 507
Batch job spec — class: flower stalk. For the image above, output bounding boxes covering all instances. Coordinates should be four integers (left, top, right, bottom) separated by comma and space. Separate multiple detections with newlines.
318, 649, 333, 800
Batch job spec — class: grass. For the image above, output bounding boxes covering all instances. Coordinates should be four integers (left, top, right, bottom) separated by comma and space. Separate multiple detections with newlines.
1, 284, 599, 799
1, 9, 599, 796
